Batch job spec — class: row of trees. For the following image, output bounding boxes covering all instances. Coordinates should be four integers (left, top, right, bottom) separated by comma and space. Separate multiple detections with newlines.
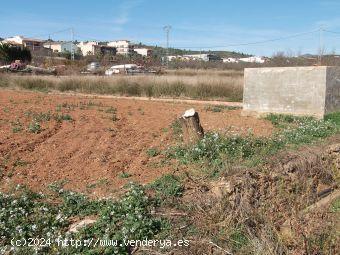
0, 43, 31, 64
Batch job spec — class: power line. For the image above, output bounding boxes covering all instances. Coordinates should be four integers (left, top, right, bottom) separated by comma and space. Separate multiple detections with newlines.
73, 32, 98, 42
171, 29, 319, 49
28, 28, 73, 39
10, 26, 340, 57
324, 29, 340, 35
20, 27, 322, 50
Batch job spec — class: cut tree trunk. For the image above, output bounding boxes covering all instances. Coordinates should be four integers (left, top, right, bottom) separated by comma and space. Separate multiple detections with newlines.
179, 108, 204, 144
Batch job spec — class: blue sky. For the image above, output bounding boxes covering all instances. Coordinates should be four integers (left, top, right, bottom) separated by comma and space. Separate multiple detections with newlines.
1, 0, 340, 56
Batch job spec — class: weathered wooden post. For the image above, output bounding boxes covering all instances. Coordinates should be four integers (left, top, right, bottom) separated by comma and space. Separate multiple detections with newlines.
179, 108, 204, 144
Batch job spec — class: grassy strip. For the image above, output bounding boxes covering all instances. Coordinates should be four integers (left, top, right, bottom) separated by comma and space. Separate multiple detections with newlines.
166, 113, 340, 173
0, 74, 243, 101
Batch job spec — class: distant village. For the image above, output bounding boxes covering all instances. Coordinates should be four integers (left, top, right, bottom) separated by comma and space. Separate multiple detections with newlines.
0, 35, 267, 64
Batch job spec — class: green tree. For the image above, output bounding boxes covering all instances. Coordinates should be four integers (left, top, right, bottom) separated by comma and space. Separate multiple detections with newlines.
0, 43, 32, 64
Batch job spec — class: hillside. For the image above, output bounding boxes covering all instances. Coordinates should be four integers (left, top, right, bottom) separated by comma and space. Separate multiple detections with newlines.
135, 43, 251, 58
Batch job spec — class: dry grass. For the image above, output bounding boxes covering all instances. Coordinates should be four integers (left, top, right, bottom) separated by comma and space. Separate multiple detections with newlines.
166, 68, 244, 77
0, 72, 243, 101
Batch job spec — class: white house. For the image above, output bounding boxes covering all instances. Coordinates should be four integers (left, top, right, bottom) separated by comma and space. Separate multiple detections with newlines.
3, 35, 44, 51
43, 42, 62, 52
43, 41, 79, 53
77, 41, 98, 56
107, 40, 133, 55
77, 41, 116, 56
134, 48, 152, 57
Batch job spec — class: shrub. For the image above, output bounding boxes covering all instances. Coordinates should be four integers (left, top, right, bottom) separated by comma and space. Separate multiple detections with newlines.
146, 147, 160, 157
170, 119, 182, 137
149, 174, 183, 198
167, 114, 339, 167
11, 119, 23, 133
205, 105, 241, 112
105, 106, 117, 114
0, 43, 31, 63
27, 120, 41, 133
0, 184, 163, 254
0, 187, 69, 254
119, 171, 132, 178
325, 111, 340, 126
59, 190, 105, 217
54, 113, 73, 122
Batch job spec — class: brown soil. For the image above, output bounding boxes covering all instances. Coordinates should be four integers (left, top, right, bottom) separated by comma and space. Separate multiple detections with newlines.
0, 90, 273, 195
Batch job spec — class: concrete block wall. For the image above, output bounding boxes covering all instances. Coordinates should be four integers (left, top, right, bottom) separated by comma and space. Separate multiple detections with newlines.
325, 67, 340, 114
242, 66, 340, 118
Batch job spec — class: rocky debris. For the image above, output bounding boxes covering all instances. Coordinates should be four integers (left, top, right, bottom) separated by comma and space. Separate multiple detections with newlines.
209, 179, 234, 199
327, 143, 340, 154
327, 143, 340, 170
68, 218, 97, 233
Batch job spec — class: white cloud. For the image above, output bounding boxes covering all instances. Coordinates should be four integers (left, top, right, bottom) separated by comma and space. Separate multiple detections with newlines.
113, 0, 143, 25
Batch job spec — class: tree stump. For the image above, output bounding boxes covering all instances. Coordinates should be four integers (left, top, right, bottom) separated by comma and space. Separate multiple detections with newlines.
179, 108, 204, 144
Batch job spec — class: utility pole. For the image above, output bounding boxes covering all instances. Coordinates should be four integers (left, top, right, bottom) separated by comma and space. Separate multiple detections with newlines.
48, 34, 51, 58
318, 26, 324, 66
163, 25, 171, 68
71, 28, 75, 61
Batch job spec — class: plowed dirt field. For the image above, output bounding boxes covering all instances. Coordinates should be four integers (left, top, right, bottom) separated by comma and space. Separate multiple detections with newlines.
0, 90, 273, 195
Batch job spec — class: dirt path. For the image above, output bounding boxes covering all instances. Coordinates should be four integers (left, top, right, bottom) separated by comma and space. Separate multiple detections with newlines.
49, 91, 243, 107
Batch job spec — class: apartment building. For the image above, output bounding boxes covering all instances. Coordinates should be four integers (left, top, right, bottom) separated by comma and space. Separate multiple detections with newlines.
107, 40, 133, 55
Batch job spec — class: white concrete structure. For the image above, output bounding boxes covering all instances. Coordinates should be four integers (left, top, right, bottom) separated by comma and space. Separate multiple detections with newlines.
166, 54, 221, 62
239, 56, 265, 64
222, 57, 239, 63
243, 66, 340, 118
105, 64, 139, 75
183, 54, 209, 61
107, 40, 133, 55
134, 48, 152, 57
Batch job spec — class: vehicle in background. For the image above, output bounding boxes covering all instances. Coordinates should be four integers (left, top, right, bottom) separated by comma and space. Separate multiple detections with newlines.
87, 62, 100, 72
105, 64, 156, 76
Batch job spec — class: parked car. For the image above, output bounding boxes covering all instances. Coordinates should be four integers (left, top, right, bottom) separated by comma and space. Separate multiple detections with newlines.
86, 62, 100, 72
